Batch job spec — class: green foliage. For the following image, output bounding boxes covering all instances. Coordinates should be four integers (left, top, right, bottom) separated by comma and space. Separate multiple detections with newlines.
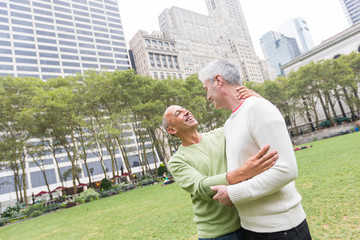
157, 164, 168, 177
23, 203, 46, 217
79, 188, 100, 202
29, 211, 42, 218
100, 178, 112, 191
2, 203, 22, 218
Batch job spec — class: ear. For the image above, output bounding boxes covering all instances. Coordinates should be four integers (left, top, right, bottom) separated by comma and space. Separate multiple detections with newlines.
215, 75, 224, 88
167, 127, 177, 135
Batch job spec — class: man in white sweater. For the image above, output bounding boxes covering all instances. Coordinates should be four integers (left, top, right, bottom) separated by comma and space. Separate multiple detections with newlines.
199, 60, 312, 240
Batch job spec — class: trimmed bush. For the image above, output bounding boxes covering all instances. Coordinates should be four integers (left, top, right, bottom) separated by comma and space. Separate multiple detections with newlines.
100, 178, 112, 191
157, 164, 168, 177
30, 211, 42, 218
23, 203, 45, 217
2, 203, 22, 218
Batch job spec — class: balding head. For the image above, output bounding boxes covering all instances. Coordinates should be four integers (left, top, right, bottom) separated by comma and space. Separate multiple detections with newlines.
162, 105, 179, 132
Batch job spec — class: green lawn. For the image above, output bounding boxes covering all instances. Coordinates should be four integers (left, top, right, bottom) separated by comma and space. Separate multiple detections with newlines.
0, 132, 359, 240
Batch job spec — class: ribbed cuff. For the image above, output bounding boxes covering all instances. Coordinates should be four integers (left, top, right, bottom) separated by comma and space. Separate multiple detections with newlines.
228, 183, 249, 205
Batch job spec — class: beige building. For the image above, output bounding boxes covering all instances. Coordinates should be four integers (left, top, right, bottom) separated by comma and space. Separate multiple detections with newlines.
205, 0, 265, 83
158, 7, 240, 78
129, 30, 184, 79
258, 59, 277, 81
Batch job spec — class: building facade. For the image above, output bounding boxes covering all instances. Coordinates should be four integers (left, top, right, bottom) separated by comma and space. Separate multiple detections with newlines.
205, 0, 265, 82
0, 0, 131, 80
260, 31, 301, 76
129, 30, 184, 79
340, 0, 360, 26
278, 17, 315, 53
0, 0, 161, 210
158, 7, 236, 78
281, 24, 360, 132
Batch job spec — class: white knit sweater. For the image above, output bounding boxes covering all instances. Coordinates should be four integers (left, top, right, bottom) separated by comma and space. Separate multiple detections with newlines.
225, 96, 306, 233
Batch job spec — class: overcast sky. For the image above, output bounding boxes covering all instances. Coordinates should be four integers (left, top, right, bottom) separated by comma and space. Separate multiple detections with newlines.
118, 0, 349, 59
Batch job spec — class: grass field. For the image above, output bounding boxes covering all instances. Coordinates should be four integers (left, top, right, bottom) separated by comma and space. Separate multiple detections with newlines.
0, 132, 359, 240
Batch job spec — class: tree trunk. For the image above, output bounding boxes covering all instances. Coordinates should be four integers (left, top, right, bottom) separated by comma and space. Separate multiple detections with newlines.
334, 89, 346, 117
343, 87, 357, 120
317, 90, 333, 126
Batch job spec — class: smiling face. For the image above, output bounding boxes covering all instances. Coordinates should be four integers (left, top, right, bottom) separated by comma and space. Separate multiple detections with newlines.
164, 105, 198, 136
202, 76, 225, 109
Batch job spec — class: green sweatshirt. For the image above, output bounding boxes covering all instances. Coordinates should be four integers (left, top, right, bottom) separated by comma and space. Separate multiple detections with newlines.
168, 128, 240, 238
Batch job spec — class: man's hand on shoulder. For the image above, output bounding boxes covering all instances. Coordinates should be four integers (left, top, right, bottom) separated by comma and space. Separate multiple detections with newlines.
210, 185, 233, 206
226, 144, 278, 184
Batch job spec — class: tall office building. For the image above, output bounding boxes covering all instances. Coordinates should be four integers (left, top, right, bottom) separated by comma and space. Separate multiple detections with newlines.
0, 0, 160, 208
205, 0, 264, 82
0, 0, 131, 80
278, 17, 315, 53
129, 30, 184, 79
340, 0, 360, 25
260, 31, 301, 76
158, 7, 237, 77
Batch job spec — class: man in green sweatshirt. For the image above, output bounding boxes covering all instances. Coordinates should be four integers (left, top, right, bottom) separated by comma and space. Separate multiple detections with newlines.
163, 105, 278, 239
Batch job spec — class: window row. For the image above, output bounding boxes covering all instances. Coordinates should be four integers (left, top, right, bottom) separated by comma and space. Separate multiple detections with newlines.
153, 72, 183, 80
148, 53, 180, 69
145, 39, 175, 48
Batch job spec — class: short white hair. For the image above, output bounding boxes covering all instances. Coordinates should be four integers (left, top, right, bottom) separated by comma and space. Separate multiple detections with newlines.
199, 60, 242, 85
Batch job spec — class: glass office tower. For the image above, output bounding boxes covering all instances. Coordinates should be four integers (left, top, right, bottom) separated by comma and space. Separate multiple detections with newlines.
340, 0, 360, 26
260, 31, 301, 76
0, 0, 131, 80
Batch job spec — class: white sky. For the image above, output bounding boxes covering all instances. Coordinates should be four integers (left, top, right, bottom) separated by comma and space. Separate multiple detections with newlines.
118, 0, 349, 59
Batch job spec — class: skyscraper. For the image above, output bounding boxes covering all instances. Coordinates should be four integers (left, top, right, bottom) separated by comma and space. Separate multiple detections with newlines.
158, 7, 236, 77
278, 17, 315, 53
340, 0, 360, 26
0, 0, 130, 80
260, 31, 301, 76
205, 0, 264, 82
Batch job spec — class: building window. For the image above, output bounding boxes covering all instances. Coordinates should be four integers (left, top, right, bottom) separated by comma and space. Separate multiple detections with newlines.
155, 54, 161, 67
161, 55, 167, 68
0, 65, 13, 70
0, 57, 12, 63
152, 40, 157, 45
82, 63, 99, 68
40, 60, 60, 65
160, 72, 164, 79
149, 53, 155, 67
16, 50, 36, 56
16, 58, 37, 64
61, 55, 79, 60
39, 52, 58, 58
168, 55, 174, 68
81, 56, 97, 62
173, 56, 179, 69
63, 62, 80, 67
17, 66, 39, 72
153, 72, 158, 79
14, 35, 34, 41
145, 39, 150, 44
38, 45, 58, 51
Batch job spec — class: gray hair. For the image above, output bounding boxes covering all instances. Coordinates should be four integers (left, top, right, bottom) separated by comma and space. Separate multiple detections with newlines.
198, 60, 242, 85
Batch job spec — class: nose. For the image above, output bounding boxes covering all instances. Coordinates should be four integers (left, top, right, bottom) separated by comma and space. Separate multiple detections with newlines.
207, 94, 211, 101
